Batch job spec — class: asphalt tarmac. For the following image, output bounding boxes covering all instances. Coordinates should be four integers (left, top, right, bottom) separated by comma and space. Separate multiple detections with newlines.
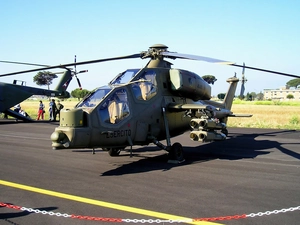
0, 120, 299, 225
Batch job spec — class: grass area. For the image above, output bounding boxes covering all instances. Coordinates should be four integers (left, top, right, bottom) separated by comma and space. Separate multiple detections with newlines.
228, 104, 300, 129
228, 99, 300, 129
4, 99, 300, 130
8, 99, 79, 120
233, 99, 300, 106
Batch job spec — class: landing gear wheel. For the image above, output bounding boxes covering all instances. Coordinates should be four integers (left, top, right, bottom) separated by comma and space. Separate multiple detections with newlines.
108, 148, 122, 156
168, 142, 184, 162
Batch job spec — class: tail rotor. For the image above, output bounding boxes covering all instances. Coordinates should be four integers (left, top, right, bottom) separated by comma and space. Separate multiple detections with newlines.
60, 55, 87, 91
239, 63, 247, 99
73, 55, 87, 90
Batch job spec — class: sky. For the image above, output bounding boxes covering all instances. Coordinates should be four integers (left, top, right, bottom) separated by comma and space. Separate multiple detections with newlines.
1, 0, 300, 96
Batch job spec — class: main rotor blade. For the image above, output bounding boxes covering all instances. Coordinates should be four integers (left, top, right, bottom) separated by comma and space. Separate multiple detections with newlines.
231, 64, 300, 79
0, 60, 50, 67
0, 53, 141, 77
161, 52, 235, 64
163, 52, 300, 78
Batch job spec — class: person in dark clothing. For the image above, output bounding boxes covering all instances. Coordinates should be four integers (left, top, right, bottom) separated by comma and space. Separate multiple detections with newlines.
56, 100, 64, 121
49, 99, 57, 121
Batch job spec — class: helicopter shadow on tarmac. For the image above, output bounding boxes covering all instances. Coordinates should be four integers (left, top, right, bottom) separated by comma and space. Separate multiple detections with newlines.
0, 119, 60, 125
101, 129, 300, 176
0, 204, 57, 222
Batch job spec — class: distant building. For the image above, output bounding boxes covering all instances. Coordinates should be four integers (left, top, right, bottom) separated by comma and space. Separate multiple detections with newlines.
263, 86, 300, 100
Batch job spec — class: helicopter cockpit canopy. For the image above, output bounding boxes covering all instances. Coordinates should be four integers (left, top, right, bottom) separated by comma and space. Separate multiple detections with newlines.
76, 86, 111, 108
75, 68, 158, 112
98, 88, 130, 124
110, 69, 140, 85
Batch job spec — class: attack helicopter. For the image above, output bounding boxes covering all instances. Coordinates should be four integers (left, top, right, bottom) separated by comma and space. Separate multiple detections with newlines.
2, 44, 299, 161
0, 58, 86, 121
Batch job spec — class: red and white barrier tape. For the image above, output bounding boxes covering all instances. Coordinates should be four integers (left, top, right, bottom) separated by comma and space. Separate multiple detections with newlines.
1, 202, 299, 223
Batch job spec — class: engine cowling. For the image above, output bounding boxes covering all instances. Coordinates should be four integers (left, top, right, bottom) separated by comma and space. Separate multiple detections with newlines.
169, 69, 211, 101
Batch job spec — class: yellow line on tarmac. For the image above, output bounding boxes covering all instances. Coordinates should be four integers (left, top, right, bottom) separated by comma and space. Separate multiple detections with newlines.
0, 180, 222, 225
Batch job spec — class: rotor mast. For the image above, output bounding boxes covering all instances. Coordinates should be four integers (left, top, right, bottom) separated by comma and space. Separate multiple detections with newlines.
142, 44, 173, 69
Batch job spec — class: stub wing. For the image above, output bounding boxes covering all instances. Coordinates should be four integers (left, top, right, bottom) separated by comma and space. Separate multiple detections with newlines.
168, 103, 252, 118
168, 103, 215, 111
168, 102, 233, 119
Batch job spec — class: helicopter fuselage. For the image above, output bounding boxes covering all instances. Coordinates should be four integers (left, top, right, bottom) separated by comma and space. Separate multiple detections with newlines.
51, 66, 211, 150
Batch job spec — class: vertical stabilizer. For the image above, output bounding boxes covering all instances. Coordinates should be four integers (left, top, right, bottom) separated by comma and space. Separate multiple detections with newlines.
55, 69, 72, 92
223, 76, 239, 110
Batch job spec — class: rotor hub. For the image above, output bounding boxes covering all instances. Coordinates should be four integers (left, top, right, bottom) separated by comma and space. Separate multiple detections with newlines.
149, 44, 168, 50
141, 44, 169, 60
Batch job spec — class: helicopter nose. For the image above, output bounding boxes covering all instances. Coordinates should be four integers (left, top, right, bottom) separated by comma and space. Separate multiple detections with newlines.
50, 131, 70, 149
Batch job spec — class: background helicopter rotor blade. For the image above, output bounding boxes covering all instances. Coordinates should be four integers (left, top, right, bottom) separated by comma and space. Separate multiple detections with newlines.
78, 70, 88, 74
76, 77, 82, 90
0, 60, 50, 67
74, 55, 82, 90
161, 52, 235, 64
0, 53, 141, 77
76, 70, 88, 90
0, 60, 70, 75
74, 55, 77, 75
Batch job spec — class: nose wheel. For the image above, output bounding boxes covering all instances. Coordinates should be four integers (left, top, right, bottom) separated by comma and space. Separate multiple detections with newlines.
109, 148, 122, 156
103, 148, 123, 156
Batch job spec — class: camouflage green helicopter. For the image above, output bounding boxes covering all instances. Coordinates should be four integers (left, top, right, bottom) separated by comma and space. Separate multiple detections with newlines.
2, 44, 299, 161
51, 44, 300, 162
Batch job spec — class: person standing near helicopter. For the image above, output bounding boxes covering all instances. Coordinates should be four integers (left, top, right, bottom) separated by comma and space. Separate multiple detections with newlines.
55, 100, 64, 121
37, 100, 45, 120
49, 99, 57, 121
13, 104, 21, 113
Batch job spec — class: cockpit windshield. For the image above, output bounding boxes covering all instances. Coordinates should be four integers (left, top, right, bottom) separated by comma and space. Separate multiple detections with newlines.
76, 86, 111, 108
110, 69, 140, 85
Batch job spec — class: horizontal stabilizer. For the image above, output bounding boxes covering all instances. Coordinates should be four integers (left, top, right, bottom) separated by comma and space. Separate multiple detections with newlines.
228, 114, 253, 117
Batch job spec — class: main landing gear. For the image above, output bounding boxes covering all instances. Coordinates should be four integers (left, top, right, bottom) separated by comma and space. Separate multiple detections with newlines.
152, 139, 185, 163
168, 142, 184, 162
153, 106, 185, 163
